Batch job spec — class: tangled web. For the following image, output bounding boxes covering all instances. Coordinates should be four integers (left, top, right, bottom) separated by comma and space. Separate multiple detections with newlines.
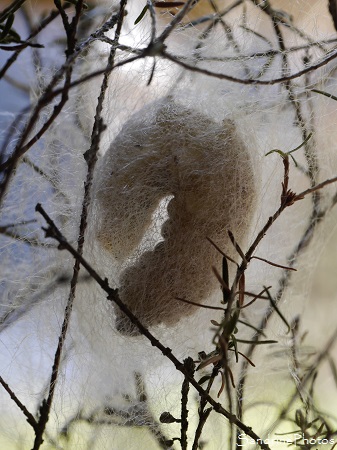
1, 1, 337, 449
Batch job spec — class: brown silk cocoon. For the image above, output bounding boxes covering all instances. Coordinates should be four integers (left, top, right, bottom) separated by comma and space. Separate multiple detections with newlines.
95, 98, 257, 334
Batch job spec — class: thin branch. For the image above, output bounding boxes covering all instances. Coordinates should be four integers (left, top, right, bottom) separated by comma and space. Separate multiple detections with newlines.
147, 0, 157, 43
175, 297, 225, 311
0, 56, 74, 207
0, 8, 63, 79
31, 1, 88, 447
35, 203, 272, 450
192, 363, 221, 450
0, 42, 43, 51
235, 171, 337, 432
251, 256, 297, 271
162, 48, 337, 86
10, 19, 326, 116
181, 357, 194, 450
0, 6, 124, 183
0, 273, 91, 334
0, 375, 37, 429
295, 175, 337, 200
181, 0, 243, 29
0, 0, 27, 22
158, 0, 201, 42
31, 3, 128, 448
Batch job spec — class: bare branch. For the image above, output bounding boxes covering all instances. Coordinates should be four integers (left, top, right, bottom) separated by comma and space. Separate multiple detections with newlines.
35, 203, 272, 450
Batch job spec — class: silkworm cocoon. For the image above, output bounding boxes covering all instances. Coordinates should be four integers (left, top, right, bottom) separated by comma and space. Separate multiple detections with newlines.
94, 97, 257, 334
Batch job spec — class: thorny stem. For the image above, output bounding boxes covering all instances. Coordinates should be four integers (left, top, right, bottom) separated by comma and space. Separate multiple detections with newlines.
30, 2, 85, 448
235, 3, 319, 439
192, 366, 218, 450
31, 2, 127, 449
35, 202, 273, 450
197, 160, 326, 448
228, 158, 295, 320
223, 355, 235, 450
235, 174, 337, 436
192, 406, 212, 450
233, 157, 294, 437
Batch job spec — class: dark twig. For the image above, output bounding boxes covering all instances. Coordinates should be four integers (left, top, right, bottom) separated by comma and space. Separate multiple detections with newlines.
147, 0, 157, 43
181, 0, 243, 29
295, 175, 337, 200
0, 58, 74, 207
0, 375, 37, 430
29, 1, 87, 448
175, 297, 225, 311
35, 203, 272, 450
251, 255, 297, 271
192, 364, 219, 450
0, 42, 43, 50
0, 272, 91, 334
235, 200, 327, 432
158, 0, 200, 42
0, 219, 36, 229
20, 23, 334, 111
23, 53, 142, 108
162, 47, 337, 86
0, 6, 125, 204
235, 149, 337, 434
181, 357, 195, 450
251, 0, 320, 207
33, 1, 126, 446
3, 3, 337, 449
30, 3, 127, 448
0, 9, 63, 79
0, 0, 27, 22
